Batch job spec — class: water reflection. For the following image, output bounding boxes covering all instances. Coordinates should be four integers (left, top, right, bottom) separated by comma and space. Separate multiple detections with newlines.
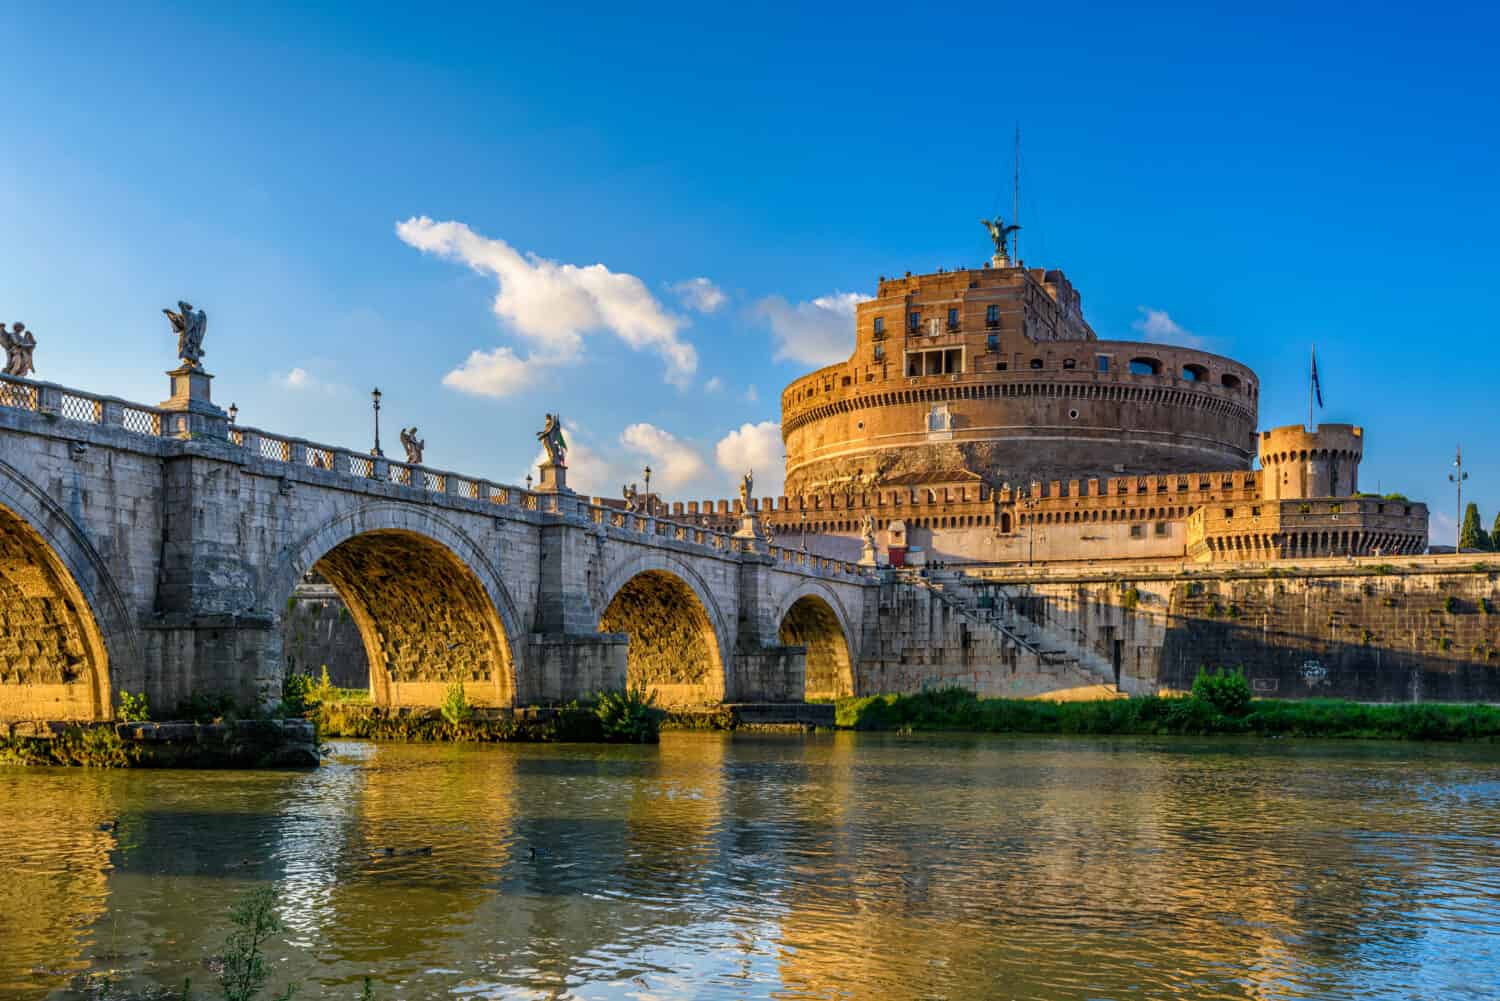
1, 735, 1498, 999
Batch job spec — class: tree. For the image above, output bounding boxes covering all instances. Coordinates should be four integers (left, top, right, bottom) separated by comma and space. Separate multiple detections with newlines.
1492, 509, 1500, 551
1458, 502, 1490, 552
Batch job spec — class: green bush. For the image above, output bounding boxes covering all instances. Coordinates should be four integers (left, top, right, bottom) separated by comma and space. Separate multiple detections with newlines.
440, 682, 471, 726
219, 884, 297, 1001
594, 687, 663, 743
1191, 667, 1252, 717
117, 690, 150, 723
280, 672, 316, 717
1443, 594, 1459, 614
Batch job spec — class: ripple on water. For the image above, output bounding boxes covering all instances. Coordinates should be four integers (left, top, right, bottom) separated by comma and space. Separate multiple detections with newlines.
4, 734, 1500, 999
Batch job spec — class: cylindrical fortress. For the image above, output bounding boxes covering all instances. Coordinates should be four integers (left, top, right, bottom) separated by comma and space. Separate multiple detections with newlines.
781, 265, 1260, 494
1257, 424, 1363, 499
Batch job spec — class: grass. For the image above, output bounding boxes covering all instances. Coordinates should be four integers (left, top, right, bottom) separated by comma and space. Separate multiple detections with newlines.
833, 687, 1500, 741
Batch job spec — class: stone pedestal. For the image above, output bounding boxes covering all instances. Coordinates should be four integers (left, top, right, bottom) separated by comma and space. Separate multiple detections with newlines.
734, 511, 766, 553
859, 541, 880, 567
158, 364, 228, 440
535, 461, 570, 493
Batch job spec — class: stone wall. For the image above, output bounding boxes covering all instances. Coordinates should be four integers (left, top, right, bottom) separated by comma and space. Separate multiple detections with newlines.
281, 584, 367, 687
986, 558, 1500, 702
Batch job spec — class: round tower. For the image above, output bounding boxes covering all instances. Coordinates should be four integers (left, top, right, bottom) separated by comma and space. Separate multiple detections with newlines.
1257, 424, 1363, 500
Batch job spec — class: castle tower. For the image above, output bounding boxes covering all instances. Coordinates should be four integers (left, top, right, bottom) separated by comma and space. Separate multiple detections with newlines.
1257, 424, 1363, 500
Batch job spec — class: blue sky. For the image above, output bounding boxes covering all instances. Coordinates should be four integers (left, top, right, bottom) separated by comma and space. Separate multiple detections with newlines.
2, 3, 1496, 542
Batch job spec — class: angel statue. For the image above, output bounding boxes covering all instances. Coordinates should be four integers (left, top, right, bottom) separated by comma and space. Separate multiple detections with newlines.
739, 470, 754, 511
622, 483, 639, 513
980, 216, 1021, 264
860, 513, 877, 548
536, 413, 567, 465
400, 426, 425, 465
1, 322, 37, 378
162, 301, 207, 368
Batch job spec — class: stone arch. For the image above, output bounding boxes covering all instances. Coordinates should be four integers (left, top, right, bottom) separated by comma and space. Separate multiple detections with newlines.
261, 503, 519, 708
774, 583, 856, 700
0, 458, 142, 721
596, 553, 730, 706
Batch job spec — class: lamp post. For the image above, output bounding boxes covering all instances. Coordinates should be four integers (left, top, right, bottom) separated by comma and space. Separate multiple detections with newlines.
1450, 445, 1469, 552
370, 387, 384, 457
525, 473, 533, 493
1023, 495, 1039, 566
800, 510, 808, 553
643, 465, 653, 517
227, 402, 238, 425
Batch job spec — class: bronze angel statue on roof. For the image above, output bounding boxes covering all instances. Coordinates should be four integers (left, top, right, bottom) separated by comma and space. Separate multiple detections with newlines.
981, 216, 1021, 263
162, 301, 207, 368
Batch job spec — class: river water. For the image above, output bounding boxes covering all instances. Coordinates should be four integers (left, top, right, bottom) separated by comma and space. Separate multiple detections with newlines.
3, 733, 1500, 1000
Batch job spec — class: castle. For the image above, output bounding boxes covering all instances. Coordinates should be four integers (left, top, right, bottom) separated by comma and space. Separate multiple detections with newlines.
643, 232, 1429, 566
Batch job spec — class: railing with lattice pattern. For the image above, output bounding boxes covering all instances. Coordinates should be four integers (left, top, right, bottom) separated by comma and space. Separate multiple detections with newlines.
349, 455, 374, 478
258, 436, 291, 462
305, 447, 334, 470
59, 393, 102, 424
0, 380, 38, 411
422, 470, 445, 492
122, 407, 161, 435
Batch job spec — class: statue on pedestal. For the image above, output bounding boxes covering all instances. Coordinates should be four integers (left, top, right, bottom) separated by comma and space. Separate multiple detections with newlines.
981, 216, 1020, 265
400, 426, 425, 465
162, 301, 207, 368
622, 483, 640, 513
739, 470, 754, 512
2, 322, 37, 377
536, 413, 567, 465
860, 513, 876, 549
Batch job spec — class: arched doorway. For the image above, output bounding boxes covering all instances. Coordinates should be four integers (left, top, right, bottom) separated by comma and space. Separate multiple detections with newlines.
778, 594, 853, 700
598, 569, 724, 706
269, 510, 518, 709
0, 504, 110, 720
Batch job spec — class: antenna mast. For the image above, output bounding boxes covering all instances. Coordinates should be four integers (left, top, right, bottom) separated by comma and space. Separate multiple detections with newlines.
1012, 125, 1021, 264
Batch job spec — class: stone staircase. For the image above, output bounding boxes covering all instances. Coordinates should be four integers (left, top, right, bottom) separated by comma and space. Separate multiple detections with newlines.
909, 570, 1121, 694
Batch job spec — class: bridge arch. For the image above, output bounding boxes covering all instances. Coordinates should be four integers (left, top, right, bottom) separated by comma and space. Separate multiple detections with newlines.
263, 504, 519, 708
0, 458, 142, 721
596, 553, 730, 706
774, 582, 855, 700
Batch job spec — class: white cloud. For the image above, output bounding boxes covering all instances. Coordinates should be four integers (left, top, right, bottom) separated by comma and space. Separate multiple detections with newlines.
715, 421, 785, 497
440, 347, 531, 398
396, 216, 698, 391
1132, 307, 1206, 348
756, 291, 864, 368
670, 277, 727, 314
273, 367, 341, 393
620, 423, 707, 489
704, 376, 724, 393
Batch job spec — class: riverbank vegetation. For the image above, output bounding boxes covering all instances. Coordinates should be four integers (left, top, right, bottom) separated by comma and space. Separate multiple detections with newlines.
835, 670, 1500, 741
312, 684, 663, 744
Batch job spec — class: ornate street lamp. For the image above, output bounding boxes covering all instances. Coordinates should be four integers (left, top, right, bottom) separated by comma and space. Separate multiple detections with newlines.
643, 465, 653, 516
1450, 445, 1469, 552
227, 402, 238, 425
525, 473, 533, 492
370, 387, 384, 458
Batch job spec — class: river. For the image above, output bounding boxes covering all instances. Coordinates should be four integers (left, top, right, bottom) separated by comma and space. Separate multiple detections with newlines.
3, 733, 1499, 1000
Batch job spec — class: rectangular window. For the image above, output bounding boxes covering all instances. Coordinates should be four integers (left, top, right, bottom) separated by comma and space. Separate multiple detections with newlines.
947, 308, 959, 330
1130, 524, 1144, 539
1097, 356, 1111, 373
873, 316, 885, 337
986, 334, 999, 352
986, 304, 999, 326
909, 312, 921, 332
1223, 508, 1235, 518
873, 345, 885, 361
996, 362, 1007, 371
1154, 521, 1168, 536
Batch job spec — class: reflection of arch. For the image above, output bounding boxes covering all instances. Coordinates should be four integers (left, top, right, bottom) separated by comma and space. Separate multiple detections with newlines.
596, 553, 730, 706
774, 584, 855, 700
261, 504, 518, 707
0, 458, 141, 720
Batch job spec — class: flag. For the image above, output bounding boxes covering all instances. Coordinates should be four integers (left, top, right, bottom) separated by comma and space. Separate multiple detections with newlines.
1311, 348, 1324, 408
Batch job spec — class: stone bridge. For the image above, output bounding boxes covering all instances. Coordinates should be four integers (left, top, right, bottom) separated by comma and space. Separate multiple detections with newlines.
0, 370, 885, 721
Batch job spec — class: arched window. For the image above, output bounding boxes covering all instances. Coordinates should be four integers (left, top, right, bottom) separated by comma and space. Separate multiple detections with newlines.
1182, 363, 1208, 382
1129, 357, 1162, 376
1063, 358, 1077, 370
1221, 372, 1242, 390
1030, 358, 1044, 370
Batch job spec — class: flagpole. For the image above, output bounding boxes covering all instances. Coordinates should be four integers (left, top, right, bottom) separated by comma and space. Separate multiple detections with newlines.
1308, 344, 1314, 431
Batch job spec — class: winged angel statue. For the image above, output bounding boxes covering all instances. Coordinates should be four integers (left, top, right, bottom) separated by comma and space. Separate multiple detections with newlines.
162, 301, 207, 368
